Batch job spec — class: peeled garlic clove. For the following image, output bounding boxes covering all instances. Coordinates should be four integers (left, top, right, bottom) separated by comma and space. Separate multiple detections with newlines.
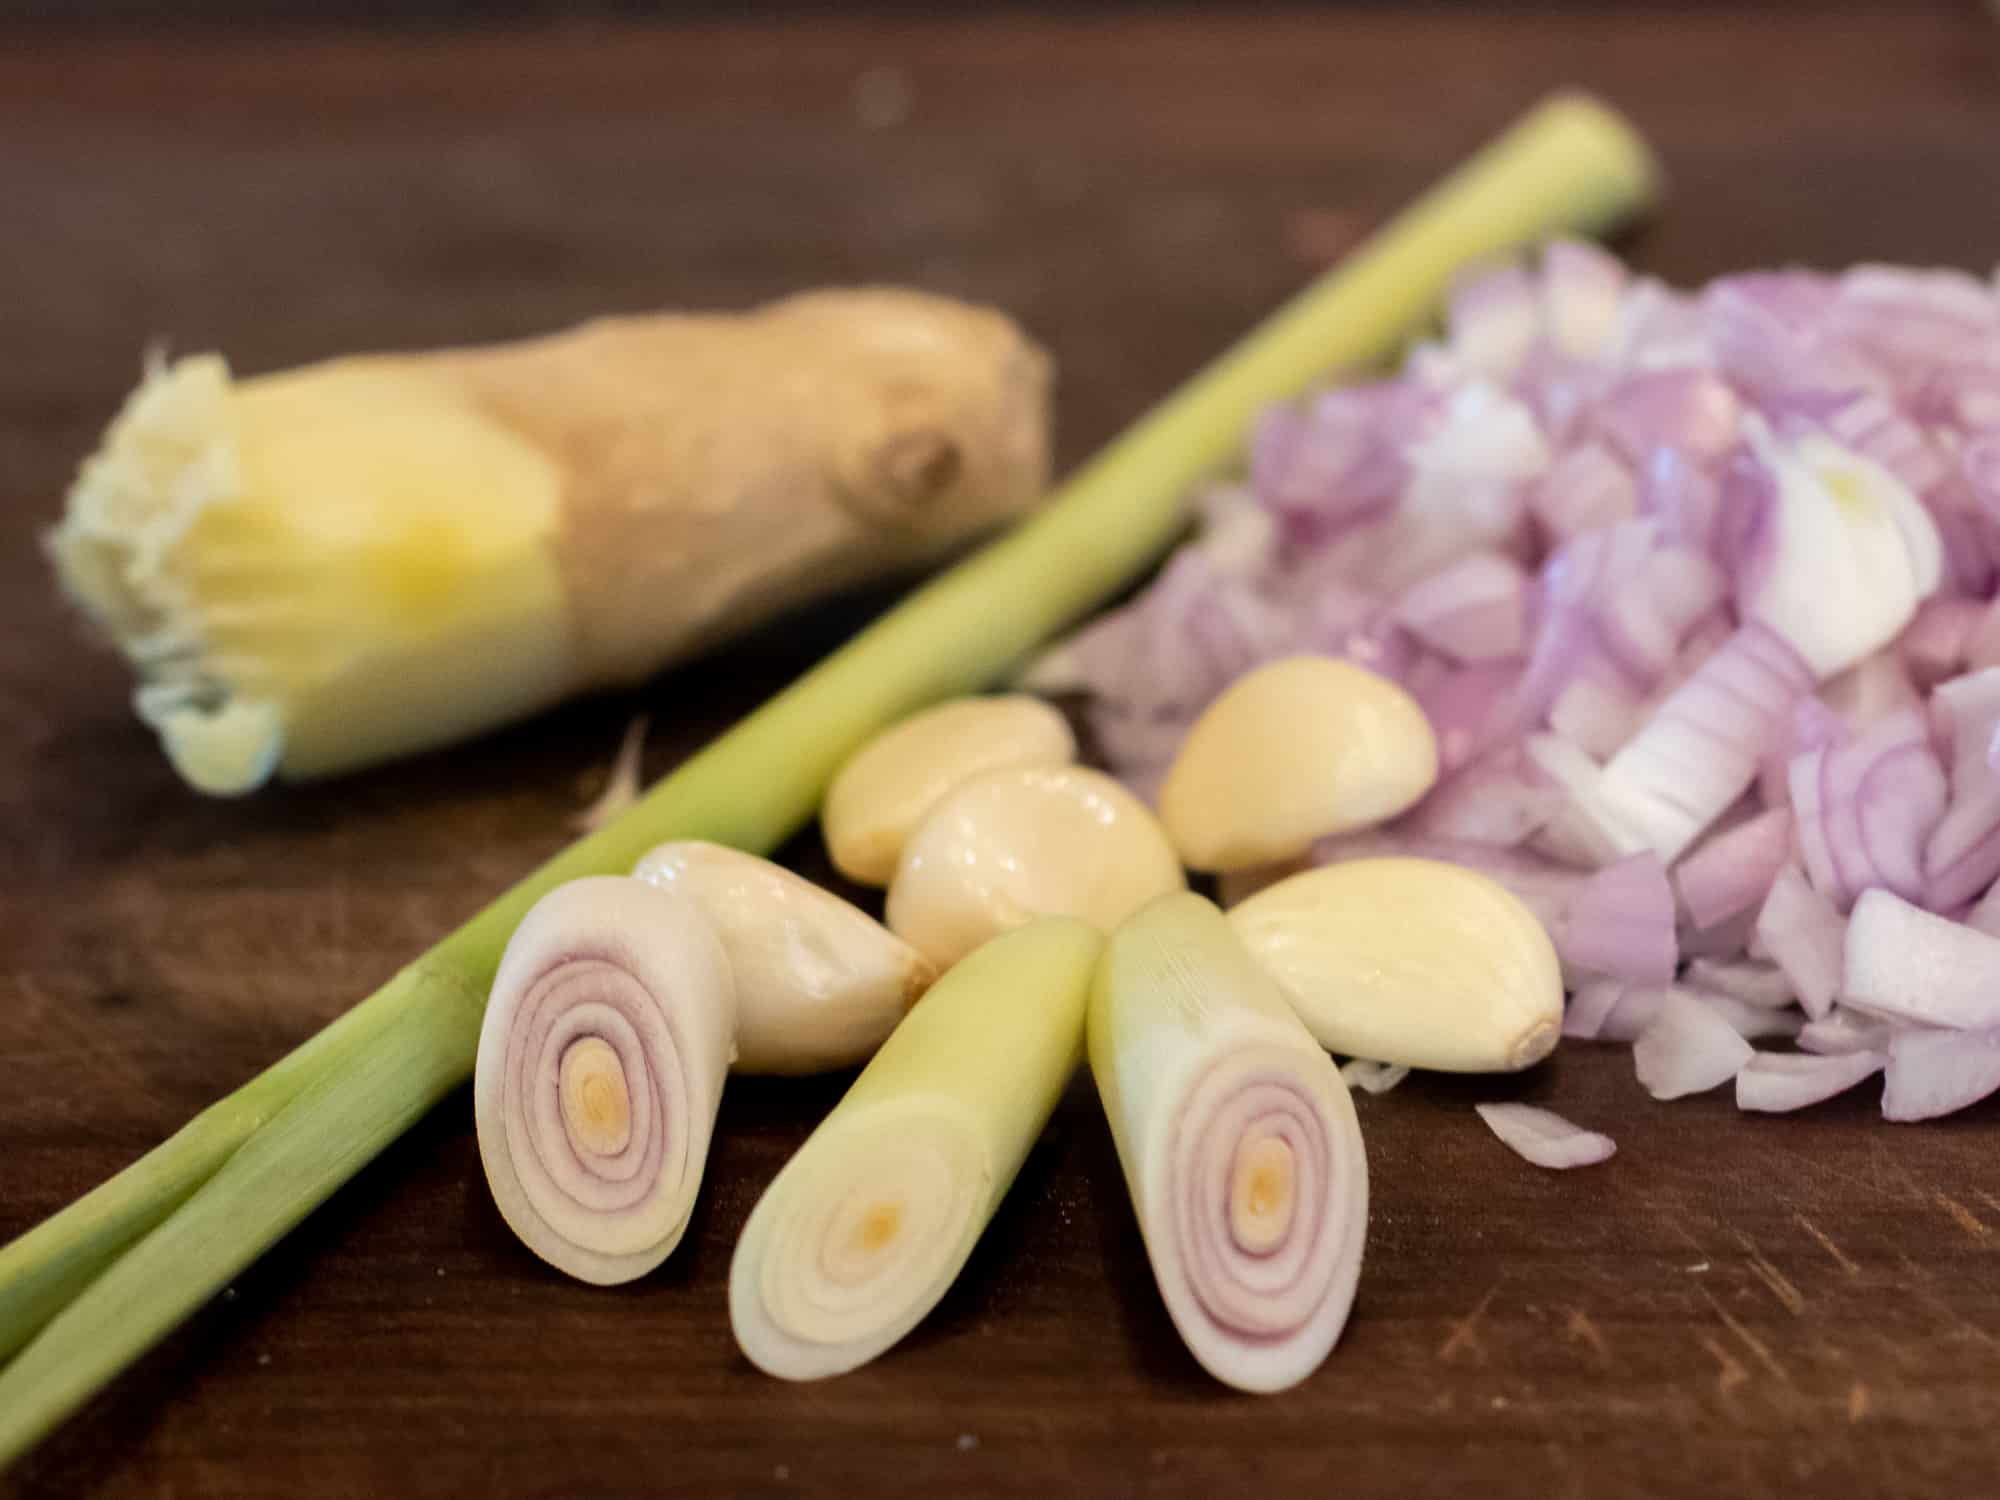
822, 695, 1078, 885
1228, 857, 1562, 1073
886, 765, 1185, 969
1158, 655, 1439, 873
632, 841, 935, 1075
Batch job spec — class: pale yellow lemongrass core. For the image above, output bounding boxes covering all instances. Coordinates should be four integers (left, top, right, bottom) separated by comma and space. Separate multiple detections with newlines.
822, 1197, 908, 1286
757, 1127, 979, 1349
558, 1037, 632, 1157
1229, 1135, 1297, 1254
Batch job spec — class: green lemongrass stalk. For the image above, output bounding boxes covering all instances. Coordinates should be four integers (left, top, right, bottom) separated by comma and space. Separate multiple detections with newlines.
0, 90, 1658, 1464
729, 917, 1102, 1379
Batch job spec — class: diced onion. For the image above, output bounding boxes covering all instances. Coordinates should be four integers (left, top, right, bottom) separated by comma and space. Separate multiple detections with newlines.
1736, 1050, 1885, 1113
1881, 1027, 2000, 1122
1844, 888, 2000, 1030
1474, 1103, 1616, 1169
1633, 991, 1754, 1100
1026, 245, 2000, 1142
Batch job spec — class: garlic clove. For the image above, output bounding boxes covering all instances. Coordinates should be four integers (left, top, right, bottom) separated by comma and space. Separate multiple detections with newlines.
822, 695, 1077, 886
886, 765, 1185, 969
1157, 655, 1439, 874
632, 841, 935, 1075
1228, 856, 1562, 1073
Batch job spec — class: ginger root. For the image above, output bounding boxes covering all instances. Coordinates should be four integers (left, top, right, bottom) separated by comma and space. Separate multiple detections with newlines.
47, 288, 1052, 793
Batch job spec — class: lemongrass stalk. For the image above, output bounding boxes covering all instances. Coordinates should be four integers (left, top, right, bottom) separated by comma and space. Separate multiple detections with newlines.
0, 972, 480, 1464
729, 918, 1101, 1379
0, 90, 1657, 1466
473, 878, 736, 1284
0, 959, 445, 1364
1089, 892, 1368, 1393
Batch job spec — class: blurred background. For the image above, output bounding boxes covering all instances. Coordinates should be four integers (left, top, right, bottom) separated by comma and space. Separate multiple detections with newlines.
5, 0, 1995, 491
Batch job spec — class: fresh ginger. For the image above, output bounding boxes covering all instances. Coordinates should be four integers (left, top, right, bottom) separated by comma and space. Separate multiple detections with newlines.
47, 288, 1053, 793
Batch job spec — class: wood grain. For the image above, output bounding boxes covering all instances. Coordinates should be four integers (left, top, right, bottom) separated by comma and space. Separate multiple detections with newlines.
4, 7, 2000, 1497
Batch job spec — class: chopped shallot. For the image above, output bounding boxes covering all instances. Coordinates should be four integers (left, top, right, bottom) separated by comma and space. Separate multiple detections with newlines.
1027, 245, 2000, 1127
1634, 992, 1754, 1099
1554, 852, 1677, 984
1340, 1059, 1411, 1095
1735, 1050, 1885, 1113
1844, 888, 2000, 1030
1683, 957, 1793, 1008
1754, 865, 1844, 1021
1675, 808, 1794, 930
1474, 1103, 1616, 1169
1797, 1007, 1898, 1056
1881, 1027, 2000, 1122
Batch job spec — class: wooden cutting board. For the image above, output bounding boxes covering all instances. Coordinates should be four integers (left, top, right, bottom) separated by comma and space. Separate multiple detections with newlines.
4, 7, 1999, 1496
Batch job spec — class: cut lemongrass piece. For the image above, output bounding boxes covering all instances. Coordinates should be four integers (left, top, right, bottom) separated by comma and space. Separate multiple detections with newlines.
631, 841, 934, 1075
730, 917, 1101, 1380
474, 877, 735, 1285
1089, 891, 1368, 1393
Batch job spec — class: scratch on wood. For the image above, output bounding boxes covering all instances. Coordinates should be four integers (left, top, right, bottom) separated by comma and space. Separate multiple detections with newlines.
1701, 1287, 1791, 1384
1794, 1214, 1860, 1276
1848, 1380, 1870, 1422
1894, 1259, 2000, 1356
1868, 1137, 1936, 1207
1733, 1234, 1805, 1317
1660, 1213, 1710, 1260
1935, 1191, 1991, 1240
1699, 1333, 1748, 1394
1437, 1286, 1498, 1365
1978, 1190, 2000, 1221
1563, 1306, 1610, 1363
1773, 1141, 1877, 1201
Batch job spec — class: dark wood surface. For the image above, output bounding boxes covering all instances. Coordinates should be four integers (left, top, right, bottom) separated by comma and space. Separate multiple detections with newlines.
5, 7, 2000, 1497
